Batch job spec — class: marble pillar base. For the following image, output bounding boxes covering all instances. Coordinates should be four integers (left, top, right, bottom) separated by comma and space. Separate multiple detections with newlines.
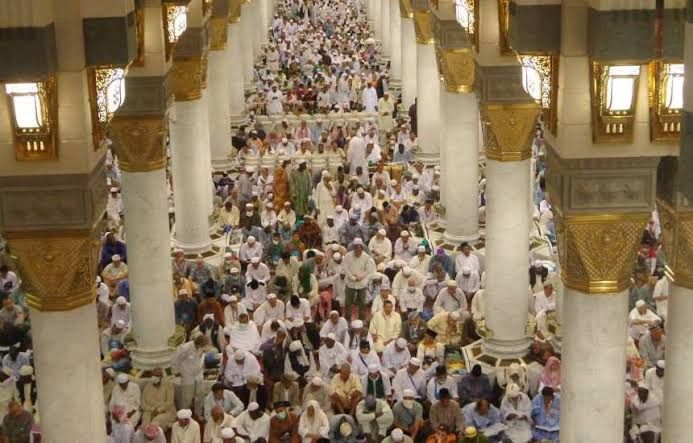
462, 339, 542, 393
443, 229, 481, 243
130, 345, 175, 370
173, 234, 215, 256
212, 156, 235, 172
415, 150, 440, 165
230, 112, 248, 130
482, 335, 532, 359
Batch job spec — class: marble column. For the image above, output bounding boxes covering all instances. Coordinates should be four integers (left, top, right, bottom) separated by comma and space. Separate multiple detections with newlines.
254, 0, 266, 53
380, 0, 391, 61
241, 1, 256, 92
209, 18, 234, 171
199, 89, 216, 229
441, 91, 479, 241
373, 0, 382, 38
400, 12, 417, 109
228, 20, 247, 128
413, 10, 440, 163
389, 0, 402, 89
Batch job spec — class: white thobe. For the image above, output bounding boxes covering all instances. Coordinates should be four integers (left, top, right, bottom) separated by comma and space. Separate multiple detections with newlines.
399, 288, 425, 313
368, 236, 392, 261
227, 322, 262, 353
426, 377, 458, 404
171, 420, 201, 443
455, 253, 480, 275
319, 317, 349, 343
381, 343, 411, 375
350, 350, 381, 377
500, 394, 533, 443
253, 300, 285, 327
392, 368, 426, 401
313, 181, 336, 226
408, 255, 431, 275
110, 383, 142, 426
456, 272, 480, 294
203, 414, 236, 443
394, 238, 416, 262
433, 288, 468, 314
267, 90, 284, 115
318, 343, 349, 378
223, 350, 262, 387
347, 136, 367, 178
235, 412, 271, 441
172, 342, 204, 386
362, 87, 378, 112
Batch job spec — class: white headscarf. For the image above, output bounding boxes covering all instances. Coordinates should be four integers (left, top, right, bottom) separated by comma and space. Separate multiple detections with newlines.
298, 400, 329, 438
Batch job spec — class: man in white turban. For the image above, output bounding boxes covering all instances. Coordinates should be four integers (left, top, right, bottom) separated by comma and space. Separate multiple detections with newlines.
234, 402, 270, 442
110, 373, 141, 427
172, 408, 201, 443
500, 383, 532, 443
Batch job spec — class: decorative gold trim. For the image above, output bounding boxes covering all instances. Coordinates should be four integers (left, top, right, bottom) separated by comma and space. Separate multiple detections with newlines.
171, 57, 203, 100
481, 102, 539, 161
229, 0, 242, 22
413, 10, 434, 44
590, 59, 640, 144
555, 212, 650, 294
518, 54, 559, 136
648, 60, 682, 143
436, 46, 474, 93
498, 0, 512, 55
133, 4, 146, 66
209, 16, 228, 50
4, 229, 101, 311
399, 0, 414, 18
656, 199, 693, 290
109, 115, 168, 172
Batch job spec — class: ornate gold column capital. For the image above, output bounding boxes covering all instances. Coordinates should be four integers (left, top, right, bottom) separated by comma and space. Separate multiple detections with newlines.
435, 46, 474, 93
481, 102, 538, 161
229, 0, 241, 22
413, 10, 434, 44
399, 0, 414, 18
657, 200, 693, 289
209, 16, 229, 50
171, 56, 203, 100
109, 116, 168, 172
5, 229, 101, 311
555, 212, 650, 294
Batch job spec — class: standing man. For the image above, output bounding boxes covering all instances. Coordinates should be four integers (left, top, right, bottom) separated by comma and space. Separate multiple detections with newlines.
343, 238, 376, 320
378, 92, 395, 135
290, 160, 312, 219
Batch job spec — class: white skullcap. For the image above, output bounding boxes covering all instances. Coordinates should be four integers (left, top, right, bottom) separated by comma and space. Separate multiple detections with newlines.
635, 300, 646, 308
267, 293, 277, 300
450, 311, 461, 320
377, 228, 387, 236
335, 205, 343, 211
391, 429, 404, 441
174, 247, 184, 254
447, 280, 457, 288
112, 254, 121, 261
245, 203, 254, 209
177, 409, 193, 419
203, 313, 214, 321
402, 388, 416, 397
115, 320, 126, 328
332, 252, 342, 260
96, 276, 102, 284
352, 238, 364, 246
289, 340, 303, 352
245, 166, 254, 173
284, 201, 291, 206
250, 257, 260, 264
368, 363, 380, 372
311, 376, 324, 386
657, 360, 665, 369
247, 402, 259, 412
116, 296, 127, 305
266, 202, 273, 208
224, 252, 233, 259
116, 373, 129, 384
221, 293, 231, 302
506, 383, 521, 398
533, 260, 542, 267
400, 230, 410, 237
178, 289, 189, 296
282, 137, 288, 143
231, 267, 240, 273
394, 260, 405, 269
233, 350, 245, 360
247, 236, 256, 243
351, 319, 364, 328
417, 245, 426, 252
110, 187, 119, 192
409, 357, 421, 366
403, 266, 412, 276
220, 428, 236, 438
19, 365, 33, 377
326, 332, 336, 340
395, 337, 407, 348
390, 179, 397, 186
543, 279, 553, 288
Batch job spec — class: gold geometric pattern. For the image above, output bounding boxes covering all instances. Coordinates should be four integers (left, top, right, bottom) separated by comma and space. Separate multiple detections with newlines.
209, 16, 228, 50
435, 46, 474, 93
171, 57, 203, 101
399, 0, 414, 18
109, 116, 167, 172
5, 229, 101, 311
555, 212, 650, 294
481, 103, 539, 162
413, 10, 434, 44
656, 200, 693, 289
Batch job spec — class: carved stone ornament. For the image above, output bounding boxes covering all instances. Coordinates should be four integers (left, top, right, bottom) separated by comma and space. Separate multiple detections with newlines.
481, 103, 539, 162
5, 228, 101, 311
229, 0, 242, 22
209, 16, 228, 50
555, 212, 650, 294
656, 200, 693, 289
413, 11, 434, 44
399, 0, 414, 18
109, 116, 167, 172
435, 46, 474, 93
171, 57, 203, 101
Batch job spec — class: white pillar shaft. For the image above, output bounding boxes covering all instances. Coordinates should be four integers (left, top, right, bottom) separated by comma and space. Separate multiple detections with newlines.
171, 99, 213, 253
442, 91, 479, 241
389, 0, 402, 86
32, 305, 107, 443
380, 0, 391, 59
415, 43, 440, 162
373, 0, 382, 38
241, 4, 255, 90
228, 22, 247, 124
209, 48, 233, 171
560, 289, 627, 442
255, 0, 266, 52
200, 90, 214, 220
483, 159, 531, 356
121, 168, 176, 368
401, 18, 417, 109
663, 283, 693, 442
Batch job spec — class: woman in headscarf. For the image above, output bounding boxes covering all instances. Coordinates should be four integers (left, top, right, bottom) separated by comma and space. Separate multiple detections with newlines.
500, 383, 533, 443
298, 400, 330, 443
539, 356, 561, 392
293, 264, 319, 306
284, 340, 314, 380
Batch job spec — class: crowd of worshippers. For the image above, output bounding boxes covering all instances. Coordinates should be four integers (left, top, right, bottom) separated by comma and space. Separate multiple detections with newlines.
248, 0, 397, 118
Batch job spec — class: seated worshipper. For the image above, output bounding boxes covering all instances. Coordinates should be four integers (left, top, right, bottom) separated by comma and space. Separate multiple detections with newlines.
302, 376, 332, 414
427, 310, 465, 347
416, 329, 445, 377
399, 279, 425, 314
293, 264, 319, 306
539, 356, 561, 392
221, 266, 245, 299
391, 265, 424, 302
462, 399, 503, 442
234, 402, 271, 442
392, 389, 424, 440
318, 333, 349, 379
455, 268, 480, 305
223, 295, 248, 327
392, 357, 426, 402
260, 318, 286, 345
172, 336, 209, 411
429, 388, 465, 438
455, 243, 480, 276
427, 365, 459, 404
111, 296, 132, 328
236, 374, 268, 411
369, 300, 402, 348
382, 338, 411, 378
330, 363, 364, 415
401, 311, 427, 354
628, 383, 662, 438
245, 258, 270, 308
270, 401, 301, 443
532, 281, 556, 316
500, 383, 532, 443
100, 320, 129, 357
174, 289, 198, 333
328, 413, 360, 443
141, 368, 177, 430
368, 229, 393, 263
394, 231, 416, 263
530, 387, 560, 442
285, 339, 315, 380
319, 311, 349, 345
110, 373, 141, 427
433, 281, 468, 315
102, 254, 128, 295
285, 295, 312, 324
362, 363, 393, 401
351, 340, 382, 378
240, 236, 264, 268
299, 400, 330, 443
458, 364, 493, 406
272, 373, 301, 412
355, 395, 394, 440
529, 260, 549, 294
628, 300, 661, 341
262, 328, 288, 383
297, 216, 323, 250
16, 365, 36, 417
408, 246, 431, 275
111, 405, 135, 443
253, 293, 286, 328
227, 312, 262, 353
224, 349, 262, 391
639, 323, 666, 369
644, 360, 665, 400
203, 405, 236, 443
191, 314, 226, 353
133, 424, 166, 443
498, 363, 529, 395
203, 383, 244, 422
345, 319, 374, 351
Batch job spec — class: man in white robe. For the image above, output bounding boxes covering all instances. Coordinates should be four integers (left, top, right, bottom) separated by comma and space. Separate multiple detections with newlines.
227, 313, 262, 353
433, 281, 469, 315
393, 231, 416, 263
346, 133, 367, 178
318, 333, 349, 379
377, 92, 395, 132
266, 85, 284, 115
110, 373, 141, 427
313, 172, 336, 226
319, 311, 349, 344
381, 338, 412, 378
455, 243, 480, 275
392, 359, 426, 402
224, 349, 262, 388
362, 84, 378, 112
234, 402, 270, 442
252, 294, 285, 328
171, 409, 201, 443
368, 229, 393, 264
